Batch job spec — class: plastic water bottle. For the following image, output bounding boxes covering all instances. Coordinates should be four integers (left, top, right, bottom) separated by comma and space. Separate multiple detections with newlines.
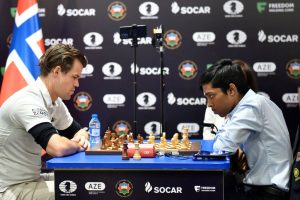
89, 114, 101, 149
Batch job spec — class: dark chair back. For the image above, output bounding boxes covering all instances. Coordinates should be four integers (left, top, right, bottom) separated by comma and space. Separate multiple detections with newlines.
289, 120, 300, 200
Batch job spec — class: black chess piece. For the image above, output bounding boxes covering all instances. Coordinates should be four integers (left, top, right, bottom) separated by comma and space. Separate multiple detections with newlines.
122, 142, 129, 160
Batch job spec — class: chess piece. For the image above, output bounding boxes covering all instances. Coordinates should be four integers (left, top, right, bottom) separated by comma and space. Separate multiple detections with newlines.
147, 134, 155, 144
122, 142, 129, 160
111, 132, 116, 140
181, 128, 190, 150
181, 137, 188, 150
104, 128, 112, 147
119, 134, 125, 146
160, 132, 167, 149
127, 132, 134, 143
112, 138, 119, 150
171, 133, 179, 148
133, 143, 141, 160
137, 134, 144, 144
100, 137, 107, 149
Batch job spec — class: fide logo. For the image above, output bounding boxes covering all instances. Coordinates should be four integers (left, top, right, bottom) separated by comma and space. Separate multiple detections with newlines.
223, 0, 244, 18
136, 92, 157, 110
83, 32, 103, 50
139, 1, 159, 19
144, 121, 161, 136
59, 180, 77, 195
107, 1, 127, 21
163, 30, 182, 49
102, 62, 122, 80
226, 30, 247, 47
81, 64, 94, 78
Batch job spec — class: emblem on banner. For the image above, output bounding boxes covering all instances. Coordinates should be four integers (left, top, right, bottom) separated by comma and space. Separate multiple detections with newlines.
59, 180, 77, 194
115, 179, 133, 197
286, 59, 300, 79
108, 1, 127, 21
223, 0, 244, 18
139, 2, 159, 19
113, 120, 131, 136
73, 92, 92, 111
178, 60, 198, 80
163, 30, 182, 49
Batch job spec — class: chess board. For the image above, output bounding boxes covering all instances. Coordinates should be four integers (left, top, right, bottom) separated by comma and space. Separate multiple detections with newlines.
85, 141, 200, 155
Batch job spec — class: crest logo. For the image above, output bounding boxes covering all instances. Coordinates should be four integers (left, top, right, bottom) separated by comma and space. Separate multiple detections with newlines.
286, 59, 300, 79
113, 120, 131, 136
108, 1, 127, 21
163, 30, 182, 49
73, 92, 92, 111
115, 180, 133, 197
178, 60, 198, 80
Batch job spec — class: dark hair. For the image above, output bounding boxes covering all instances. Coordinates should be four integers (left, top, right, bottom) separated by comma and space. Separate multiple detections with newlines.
39, 44, 87, 77
200, 59, 250, 95
233, 60, 258, 92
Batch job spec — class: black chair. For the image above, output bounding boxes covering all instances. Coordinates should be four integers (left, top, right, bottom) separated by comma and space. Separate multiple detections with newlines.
289, 119, 300, 200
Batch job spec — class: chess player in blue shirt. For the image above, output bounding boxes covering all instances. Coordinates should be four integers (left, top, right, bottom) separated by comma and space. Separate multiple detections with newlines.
200, 59, 292, 200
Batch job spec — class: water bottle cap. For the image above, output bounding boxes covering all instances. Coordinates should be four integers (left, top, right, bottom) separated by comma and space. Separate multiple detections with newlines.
92, 114, 98, 118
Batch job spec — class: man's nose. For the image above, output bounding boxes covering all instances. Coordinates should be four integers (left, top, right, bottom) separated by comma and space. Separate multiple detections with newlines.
75, 79, 79, 87
206, 99, 212, 107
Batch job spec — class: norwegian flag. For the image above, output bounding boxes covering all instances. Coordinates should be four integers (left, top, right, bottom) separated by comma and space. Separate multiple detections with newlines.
0, 0, 44, 106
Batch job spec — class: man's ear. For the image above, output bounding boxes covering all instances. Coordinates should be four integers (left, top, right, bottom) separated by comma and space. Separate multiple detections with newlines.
52, 66, 61, 76
227, 83, 238, 96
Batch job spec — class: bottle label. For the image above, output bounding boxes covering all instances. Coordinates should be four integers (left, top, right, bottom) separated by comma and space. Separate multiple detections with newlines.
89, 128, 100, 136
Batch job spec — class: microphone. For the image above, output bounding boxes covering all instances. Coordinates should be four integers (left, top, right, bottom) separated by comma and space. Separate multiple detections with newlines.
152, 25, 163, 47
202, 123, 215, 128
201, 123, 218, 134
